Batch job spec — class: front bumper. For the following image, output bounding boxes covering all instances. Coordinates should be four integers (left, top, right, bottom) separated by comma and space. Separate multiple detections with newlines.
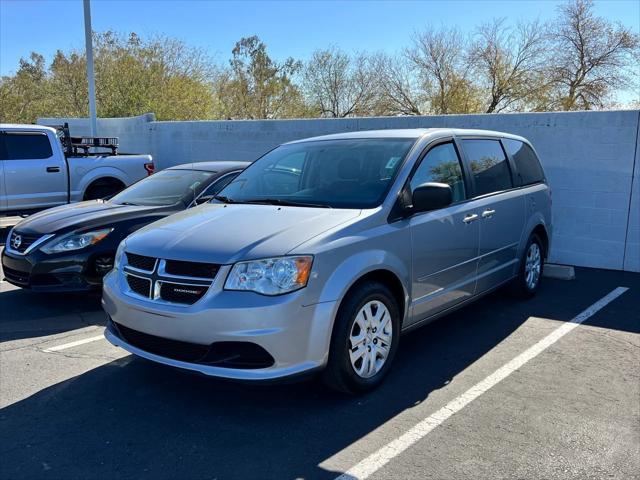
1, 248, 103, 292
102, 268, 338, 381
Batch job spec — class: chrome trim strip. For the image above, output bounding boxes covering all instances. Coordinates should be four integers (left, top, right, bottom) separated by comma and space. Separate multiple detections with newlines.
123, 271, 152, 299
5, 231, 56, 256
157, 259, 216, 282
123, 256, 158, 274
121, 256, 213, 306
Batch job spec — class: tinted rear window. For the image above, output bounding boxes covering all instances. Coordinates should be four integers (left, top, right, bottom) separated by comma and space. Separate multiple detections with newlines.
503, 139, 545, 186
462, 139, 513, 196
0, 132, 53, 160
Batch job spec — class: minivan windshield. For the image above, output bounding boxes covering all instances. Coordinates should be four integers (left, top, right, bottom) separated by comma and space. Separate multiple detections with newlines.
217, 138, 416, 209
110, 169, 214, 206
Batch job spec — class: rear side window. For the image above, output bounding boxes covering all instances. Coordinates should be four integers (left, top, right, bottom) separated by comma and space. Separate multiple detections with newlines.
462, 139, 512, 196
411, 142, 466, 203
503, 139, 545, 186
0, 132, 53, 160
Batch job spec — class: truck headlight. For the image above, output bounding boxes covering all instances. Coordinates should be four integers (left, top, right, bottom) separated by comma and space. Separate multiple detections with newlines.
40, 228, 113, 254
225, 256, 313, 295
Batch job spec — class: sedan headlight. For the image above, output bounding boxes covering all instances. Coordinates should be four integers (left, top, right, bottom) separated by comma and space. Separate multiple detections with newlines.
40, 228, 113, 254
225, 255, 313, 295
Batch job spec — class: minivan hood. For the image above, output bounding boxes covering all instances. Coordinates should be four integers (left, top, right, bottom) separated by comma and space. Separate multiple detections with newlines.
13, 201, 169, 235
125, 203, 361, 264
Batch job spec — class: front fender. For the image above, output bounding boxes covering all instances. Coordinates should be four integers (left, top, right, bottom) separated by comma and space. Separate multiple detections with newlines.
314, 248, 410, 320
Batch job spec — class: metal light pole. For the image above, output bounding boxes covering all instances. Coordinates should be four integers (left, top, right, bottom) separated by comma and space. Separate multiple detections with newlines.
83, 0, 98, 137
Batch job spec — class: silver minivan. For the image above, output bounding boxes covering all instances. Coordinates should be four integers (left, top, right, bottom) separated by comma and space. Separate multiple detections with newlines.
102, 129, 552, 393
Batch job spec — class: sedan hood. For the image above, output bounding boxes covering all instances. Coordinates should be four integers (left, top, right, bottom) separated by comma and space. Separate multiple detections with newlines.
13, 201, 169, 235
125, 203, 361, 264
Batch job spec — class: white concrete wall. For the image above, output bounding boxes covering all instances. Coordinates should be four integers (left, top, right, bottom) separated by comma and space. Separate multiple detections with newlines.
38, 110, 640, 272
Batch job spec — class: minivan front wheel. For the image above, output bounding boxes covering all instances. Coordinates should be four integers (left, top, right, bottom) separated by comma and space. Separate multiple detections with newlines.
322, 281, 400, 394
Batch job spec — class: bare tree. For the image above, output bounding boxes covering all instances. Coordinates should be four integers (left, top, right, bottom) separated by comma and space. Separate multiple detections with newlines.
407, 26, 482, 114
549, 0, 639, 110
372, 53, 425, 115
303, 47, 377, 117
471, 18, 550, 113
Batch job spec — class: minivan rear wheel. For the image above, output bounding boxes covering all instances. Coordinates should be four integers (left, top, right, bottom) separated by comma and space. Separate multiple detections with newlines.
322, 281, 400, 394
510, 233, 545, 299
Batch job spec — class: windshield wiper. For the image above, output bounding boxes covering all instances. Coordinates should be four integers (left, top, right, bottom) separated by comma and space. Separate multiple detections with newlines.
118, 201, 140, 206
242, 198, 331, 208
213, 195, 236, 204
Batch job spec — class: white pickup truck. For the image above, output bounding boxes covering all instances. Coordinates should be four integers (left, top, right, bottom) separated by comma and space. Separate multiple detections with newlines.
0, 123, 154, 215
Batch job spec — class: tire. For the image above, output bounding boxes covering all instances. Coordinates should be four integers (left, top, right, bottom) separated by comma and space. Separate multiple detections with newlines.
322, 281, 401, 394
84, 180, 124, 200
509, 233, 545, 299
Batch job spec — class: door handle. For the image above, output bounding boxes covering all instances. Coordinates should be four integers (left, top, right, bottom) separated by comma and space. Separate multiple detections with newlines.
46, 166, 60, 173
463, 213, 479, 224
482, 209, 496, 218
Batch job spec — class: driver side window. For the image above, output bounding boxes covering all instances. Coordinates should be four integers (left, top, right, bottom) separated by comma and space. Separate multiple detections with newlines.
410, 142, 466, 203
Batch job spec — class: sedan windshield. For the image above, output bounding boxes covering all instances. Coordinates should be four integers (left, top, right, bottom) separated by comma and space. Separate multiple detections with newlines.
110, 169, 215, 206
218, 138, 416, 209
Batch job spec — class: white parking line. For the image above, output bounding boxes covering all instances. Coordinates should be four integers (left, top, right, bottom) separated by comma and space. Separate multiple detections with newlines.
335, 286, 629, 480
43, 333, 105, 352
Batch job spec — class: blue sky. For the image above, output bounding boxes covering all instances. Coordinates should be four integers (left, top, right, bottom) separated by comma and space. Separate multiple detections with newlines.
1, 0, 638, 76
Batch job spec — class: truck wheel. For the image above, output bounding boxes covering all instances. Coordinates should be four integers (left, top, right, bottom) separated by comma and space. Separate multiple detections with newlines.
509, 233, 545, 299
322, 281, 400, 394
84, 179, 125, 200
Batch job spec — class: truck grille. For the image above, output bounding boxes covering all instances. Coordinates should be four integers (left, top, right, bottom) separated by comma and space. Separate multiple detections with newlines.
122, 255, 218, 306
8, 231, 42, 254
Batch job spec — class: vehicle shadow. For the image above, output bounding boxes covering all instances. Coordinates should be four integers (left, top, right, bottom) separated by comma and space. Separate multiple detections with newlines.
0, 288, 104, 342
2, 270, 635, 480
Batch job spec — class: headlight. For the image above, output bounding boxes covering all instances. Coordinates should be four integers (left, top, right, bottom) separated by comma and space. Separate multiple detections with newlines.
40, 228, 113, 254
113, 239, 127, 270
225, 255, 313, 295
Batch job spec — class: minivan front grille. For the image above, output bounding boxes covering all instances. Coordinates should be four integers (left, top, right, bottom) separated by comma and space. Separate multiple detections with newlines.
121, 254, 218, 306
159, 281, 208, 305
126, 253, 156, 271
164, 259, 219, 279
126, 274, 151, 297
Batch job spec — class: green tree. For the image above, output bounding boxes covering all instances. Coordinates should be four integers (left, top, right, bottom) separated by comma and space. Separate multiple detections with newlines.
1, 31, 217, 123
0, 53, 50, 123
216, 36, 305, 119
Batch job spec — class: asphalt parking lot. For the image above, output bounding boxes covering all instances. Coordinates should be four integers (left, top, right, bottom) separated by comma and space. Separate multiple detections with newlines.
1, 235, 638, 480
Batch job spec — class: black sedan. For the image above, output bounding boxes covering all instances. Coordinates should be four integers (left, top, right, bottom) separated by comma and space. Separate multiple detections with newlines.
1, 161, 249, 292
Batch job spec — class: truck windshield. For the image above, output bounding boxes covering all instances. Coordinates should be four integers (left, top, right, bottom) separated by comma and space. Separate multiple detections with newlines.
110, 169, 214, 206
217, 138, 416, 209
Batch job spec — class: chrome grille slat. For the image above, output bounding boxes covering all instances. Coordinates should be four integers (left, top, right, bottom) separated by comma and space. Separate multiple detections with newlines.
122, 254, 219, 306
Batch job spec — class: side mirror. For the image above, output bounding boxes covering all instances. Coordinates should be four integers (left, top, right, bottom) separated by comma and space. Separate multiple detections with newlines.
411, 182, 453, 213
194, 195, 214, 205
